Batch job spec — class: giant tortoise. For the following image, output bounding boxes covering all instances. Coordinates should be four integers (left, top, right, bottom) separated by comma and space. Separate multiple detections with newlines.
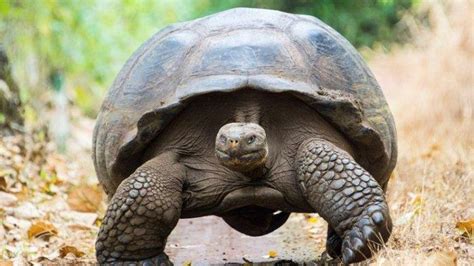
93, 8, 397, 265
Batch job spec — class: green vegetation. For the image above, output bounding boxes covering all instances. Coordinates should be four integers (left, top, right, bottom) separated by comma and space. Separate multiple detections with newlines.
197, 0, 418, 48
0, 0, 417, 117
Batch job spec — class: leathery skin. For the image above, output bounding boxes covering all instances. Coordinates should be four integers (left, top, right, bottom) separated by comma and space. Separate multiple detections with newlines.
296, 139, 392, 264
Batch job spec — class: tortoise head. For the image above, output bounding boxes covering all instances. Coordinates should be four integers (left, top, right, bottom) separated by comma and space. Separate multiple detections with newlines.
215, 123, 268, 173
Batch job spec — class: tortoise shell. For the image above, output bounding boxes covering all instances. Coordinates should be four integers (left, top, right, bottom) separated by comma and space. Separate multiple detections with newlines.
93, 8, 397, 195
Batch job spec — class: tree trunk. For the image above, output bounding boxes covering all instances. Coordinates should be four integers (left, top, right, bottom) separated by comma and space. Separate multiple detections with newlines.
0, 45, 23, 130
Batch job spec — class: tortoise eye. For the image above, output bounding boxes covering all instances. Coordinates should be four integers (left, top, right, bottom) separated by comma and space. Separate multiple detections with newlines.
248, 135, 256, 144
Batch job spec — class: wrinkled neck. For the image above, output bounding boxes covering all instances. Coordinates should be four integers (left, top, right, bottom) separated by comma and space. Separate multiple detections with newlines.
234, 96, 261, 123
242, 163, 268, 179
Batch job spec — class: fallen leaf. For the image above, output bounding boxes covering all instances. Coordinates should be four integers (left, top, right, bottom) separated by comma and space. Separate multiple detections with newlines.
67, 185, 103, 212
456, 219, 474, 237
27, 221, 58, 239
182, 261, 192, 266
32, 256, 56, 265
11, 185, 29, 201
0, 261, 13, 266
31, 250, 61, 263
424, 251, 457, 266
0, 176, 6, 190
59, 245, 85, 258
268, 250, 278, 258
307, 217, 318, 224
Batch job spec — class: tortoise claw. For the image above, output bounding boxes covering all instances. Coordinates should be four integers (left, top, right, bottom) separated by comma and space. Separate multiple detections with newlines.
341, 211, 392, 264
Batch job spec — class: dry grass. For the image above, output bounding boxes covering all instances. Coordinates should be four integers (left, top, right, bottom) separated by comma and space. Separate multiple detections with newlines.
367, 0, 474, 264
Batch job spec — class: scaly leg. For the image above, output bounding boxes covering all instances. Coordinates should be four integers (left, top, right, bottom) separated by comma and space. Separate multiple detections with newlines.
96, 152, 186, 265
296, 139, 392, 264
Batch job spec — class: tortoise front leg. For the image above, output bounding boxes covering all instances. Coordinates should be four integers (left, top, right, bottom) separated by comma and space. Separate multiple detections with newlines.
326, 225, 343, 259
96, 152, 185, 265
296, 139, 392, 264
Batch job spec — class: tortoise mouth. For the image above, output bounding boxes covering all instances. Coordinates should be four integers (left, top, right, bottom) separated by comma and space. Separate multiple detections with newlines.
216, 149, 262, 159
215, 148, 267, 172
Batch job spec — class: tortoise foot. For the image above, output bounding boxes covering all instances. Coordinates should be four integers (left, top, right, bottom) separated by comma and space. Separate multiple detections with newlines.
341, 210, 392, 264
96, 154, 185, 265
326, 226, 343, 259
296, 138, 392, 264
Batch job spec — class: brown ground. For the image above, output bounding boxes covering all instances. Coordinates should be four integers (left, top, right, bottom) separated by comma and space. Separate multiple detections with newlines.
0, 1, 472, 265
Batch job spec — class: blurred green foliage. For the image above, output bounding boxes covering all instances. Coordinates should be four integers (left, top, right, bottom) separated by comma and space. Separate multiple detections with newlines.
0, 0, 417, 117
196, 0, 418, 48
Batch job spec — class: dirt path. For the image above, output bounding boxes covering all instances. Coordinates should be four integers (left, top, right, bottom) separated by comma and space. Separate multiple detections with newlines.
167, 215, 321, 265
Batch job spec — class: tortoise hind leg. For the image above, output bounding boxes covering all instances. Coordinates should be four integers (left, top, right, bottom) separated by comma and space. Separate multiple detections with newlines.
96, 152, 186, 265
222, 206, 290, 236
296, 138, 392, 264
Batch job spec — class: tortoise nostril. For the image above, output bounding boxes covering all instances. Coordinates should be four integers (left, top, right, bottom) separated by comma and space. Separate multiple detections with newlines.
228, 139, 240, 149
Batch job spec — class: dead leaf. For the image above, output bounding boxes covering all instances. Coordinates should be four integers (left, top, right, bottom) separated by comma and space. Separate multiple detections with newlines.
268, 250, 278, 258
0, 176, 7, 191
456, 219, 474, 237
424, 251, 457, 266
307, 217, 318, 224
59, 245, 85, 258
27, 221, 58, 240
182, 261, 192, 266
67, 185, 103, 212
0, 260, 13, 266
